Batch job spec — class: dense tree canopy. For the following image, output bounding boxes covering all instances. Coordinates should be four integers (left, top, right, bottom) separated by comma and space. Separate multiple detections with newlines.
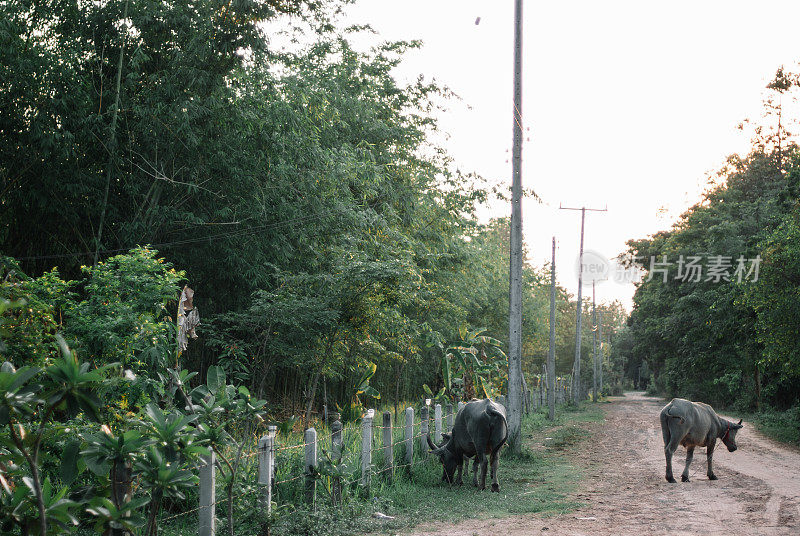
613, 70, 800, 410
0, 0, 613, 420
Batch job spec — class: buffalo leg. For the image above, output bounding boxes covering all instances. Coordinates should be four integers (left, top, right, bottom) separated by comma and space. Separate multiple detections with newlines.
472, 457, 479, 487
681, 446, 694, 482
477, 451, 488, 491
706, 441, 717, 480
489, 450, 500, 492
664, 436, 681, 483
455, 456, 464, 486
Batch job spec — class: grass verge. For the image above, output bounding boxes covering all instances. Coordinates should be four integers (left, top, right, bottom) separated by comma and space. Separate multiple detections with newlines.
744, 407, 800, 447
262, 402, 605, 536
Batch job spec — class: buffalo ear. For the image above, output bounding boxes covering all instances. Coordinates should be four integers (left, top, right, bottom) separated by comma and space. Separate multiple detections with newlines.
441, 433, 451, 442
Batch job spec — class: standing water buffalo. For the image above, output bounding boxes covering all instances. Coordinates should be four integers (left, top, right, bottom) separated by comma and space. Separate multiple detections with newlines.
660, 398, 743, 483
426, 398, 508, 491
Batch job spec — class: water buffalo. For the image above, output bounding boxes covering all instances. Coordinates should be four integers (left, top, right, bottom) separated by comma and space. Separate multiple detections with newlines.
426, 398, 508, 491
660, 398, 743, 483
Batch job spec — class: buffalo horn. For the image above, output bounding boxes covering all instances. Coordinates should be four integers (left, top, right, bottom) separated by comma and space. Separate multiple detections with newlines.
426, 434, 439, 451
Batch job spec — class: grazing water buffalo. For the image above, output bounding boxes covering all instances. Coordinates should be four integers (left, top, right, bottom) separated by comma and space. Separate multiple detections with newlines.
426, 398, 508, 491
660, 398, 743, 483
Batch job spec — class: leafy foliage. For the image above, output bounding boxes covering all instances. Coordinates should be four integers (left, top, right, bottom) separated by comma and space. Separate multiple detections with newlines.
617, 68, 800, 411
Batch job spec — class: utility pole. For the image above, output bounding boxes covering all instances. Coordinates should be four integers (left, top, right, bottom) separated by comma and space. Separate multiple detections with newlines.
548, 237, 556, 420
559, 204, 606, 404
507, 0, 524, 453
598, 309, 604, 392
592, 281, 598, 401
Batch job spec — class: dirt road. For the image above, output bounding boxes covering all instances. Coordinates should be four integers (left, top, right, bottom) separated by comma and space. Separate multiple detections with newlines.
409, 392, 800, 536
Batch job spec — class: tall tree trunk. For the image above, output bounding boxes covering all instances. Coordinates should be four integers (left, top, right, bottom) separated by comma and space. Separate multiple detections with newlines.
304, 369, 321, 428
303, 333, 336, 426
394, 360, 401, 421
94, 0, 129, 266
754, 365, 762, 412
146, 490, 162, 536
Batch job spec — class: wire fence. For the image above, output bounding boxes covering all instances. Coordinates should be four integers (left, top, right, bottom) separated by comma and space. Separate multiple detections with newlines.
155, 385, 573, 535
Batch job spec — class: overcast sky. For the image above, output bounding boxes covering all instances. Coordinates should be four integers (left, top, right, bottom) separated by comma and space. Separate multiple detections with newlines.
344, 0, 800, 308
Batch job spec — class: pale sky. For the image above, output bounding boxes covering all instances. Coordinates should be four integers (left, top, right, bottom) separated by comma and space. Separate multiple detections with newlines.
344, 1, 800, 308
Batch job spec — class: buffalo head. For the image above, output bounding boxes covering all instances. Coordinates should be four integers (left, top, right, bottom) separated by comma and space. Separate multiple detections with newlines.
427, 433, 458, 484
722, 419, 743, 452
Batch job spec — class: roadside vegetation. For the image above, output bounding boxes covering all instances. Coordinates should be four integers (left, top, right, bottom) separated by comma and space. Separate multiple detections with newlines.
263, 402, 604, 536
745, 409, 800, 447
611, 69, 800, 438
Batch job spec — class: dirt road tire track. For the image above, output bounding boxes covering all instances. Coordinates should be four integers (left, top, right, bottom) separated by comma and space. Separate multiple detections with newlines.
407, 392, 800, 536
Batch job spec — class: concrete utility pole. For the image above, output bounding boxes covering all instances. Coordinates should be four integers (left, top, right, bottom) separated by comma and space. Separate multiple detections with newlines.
559, 204, 606, 404
592, 281, 598, 401
548, 237, 556, 420
507, 0, 524, 453
598, 309, 604, 392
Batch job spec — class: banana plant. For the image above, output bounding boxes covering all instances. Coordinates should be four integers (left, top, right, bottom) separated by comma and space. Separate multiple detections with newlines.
442, 326, 507, 400
354, 362, 380, 407
336, 362, 381, 422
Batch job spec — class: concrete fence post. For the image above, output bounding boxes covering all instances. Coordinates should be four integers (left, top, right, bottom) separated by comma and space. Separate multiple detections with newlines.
434, 403, 442, 443
330, 413, 342, 505
361, 409, 374, 488
420, 405, 429, 454
258, 433, 273, 516
199, 452, 215, 536
446, 403, 454, 432
497, 395, 507, 410
268, 424, 277, 477
382, 411, 394, 483
404, 407, 414, 465
304, 428, 317, 508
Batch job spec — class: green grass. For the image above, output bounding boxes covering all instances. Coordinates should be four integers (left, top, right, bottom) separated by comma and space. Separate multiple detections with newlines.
264, 402, 604, 536
156, 402, 604, 536
744, 407, 800, 447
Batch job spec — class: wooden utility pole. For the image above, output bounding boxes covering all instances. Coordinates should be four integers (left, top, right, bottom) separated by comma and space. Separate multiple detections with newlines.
548, 237, 556, 420
559, 204, 606, 404
507, 0, 524, 453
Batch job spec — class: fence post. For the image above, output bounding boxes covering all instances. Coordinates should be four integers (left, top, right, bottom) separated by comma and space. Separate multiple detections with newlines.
496, 395, 507, 410
258, 434, 273, 516
446, 403, 454, 432
382, 411, 393, 483
268, 424, 277, 477
304, 428, 317, 508
361, 409, 374, 488
434, 403, 442, 443
404, 407, 414, 465
199, 452, 215, 536
330, 413, 342, 505
420, 405, 429, 454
